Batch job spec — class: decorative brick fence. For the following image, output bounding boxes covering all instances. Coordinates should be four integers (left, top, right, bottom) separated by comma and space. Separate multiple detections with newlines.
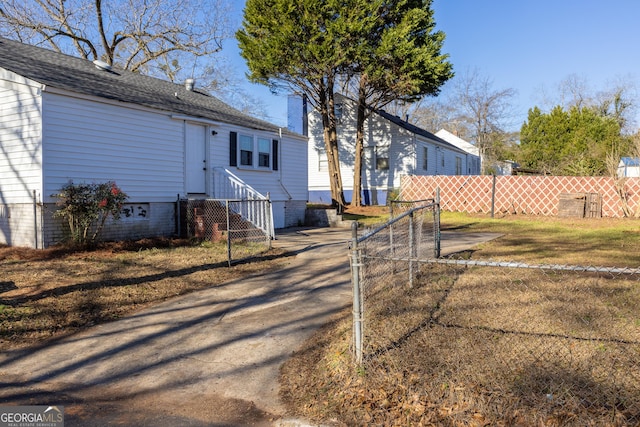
400, 175, 640, 218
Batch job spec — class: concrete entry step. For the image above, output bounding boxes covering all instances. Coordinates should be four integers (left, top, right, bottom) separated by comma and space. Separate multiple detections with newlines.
304, 207, 355, 228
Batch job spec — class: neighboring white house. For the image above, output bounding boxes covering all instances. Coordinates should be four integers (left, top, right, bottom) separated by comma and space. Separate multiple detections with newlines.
435, 129, 481, 175
291, 94, 480, 205
618, 157, 640, 177
0, 37, 307, 248
435, 128, 521, 175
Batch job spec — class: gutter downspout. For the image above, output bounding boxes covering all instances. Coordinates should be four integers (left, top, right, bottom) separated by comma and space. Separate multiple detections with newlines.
411, 133, 417, 175
277, 128, 293, 200
33, 190, 38, 249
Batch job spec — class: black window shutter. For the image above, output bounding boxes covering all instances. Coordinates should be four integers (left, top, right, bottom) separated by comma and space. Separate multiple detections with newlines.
272, 139, 279, 171
229, 132, 238, 166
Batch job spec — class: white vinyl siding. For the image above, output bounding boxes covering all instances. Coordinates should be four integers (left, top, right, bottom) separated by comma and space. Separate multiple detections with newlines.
42, 93, 184, 202
0, 68, 308, 245
0, 81, 43, 204
212, 123, 308, 228
307, 94, 476, 202
308, 103, 416, 194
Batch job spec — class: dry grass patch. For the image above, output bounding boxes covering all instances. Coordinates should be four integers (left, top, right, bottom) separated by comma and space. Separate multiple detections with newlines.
442, 212, 640, 266
281, 264, 640, 426
280, 214, 640, 426
0, 238, 288, 350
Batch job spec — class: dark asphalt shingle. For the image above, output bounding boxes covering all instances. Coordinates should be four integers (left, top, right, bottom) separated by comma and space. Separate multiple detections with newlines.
0, 37, 291, 135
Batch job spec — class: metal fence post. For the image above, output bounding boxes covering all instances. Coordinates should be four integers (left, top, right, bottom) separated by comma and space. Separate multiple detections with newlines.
351, 221, 363, 365
176, 194, 181, 237
409, 210, 414, 288
225, 199, 232, 266
491, 174, 496, 218
266, 195, 273, 248
435, 187, 441, 258
389, 204, 395, 273
32, 189, 38, 249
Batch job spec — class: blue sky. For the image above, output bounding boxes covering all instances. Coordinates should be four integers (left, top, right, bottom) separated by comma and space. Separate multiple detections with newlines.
225, 1, 640, 131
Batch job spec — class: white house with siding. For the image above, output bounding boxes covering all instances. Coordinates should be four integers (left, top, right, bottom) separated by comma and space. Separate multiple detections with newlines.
618, 157, 640, 178
0, 37, 307, 248
435, 129, 479, 157
295, 94, 479, 205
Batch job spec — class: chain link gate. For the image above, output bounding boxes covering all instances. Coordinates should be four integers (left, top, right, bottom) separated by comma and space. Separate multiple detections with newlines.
348, 201, 640, 425
179, 198, 272, 266
350, 201, 441, 364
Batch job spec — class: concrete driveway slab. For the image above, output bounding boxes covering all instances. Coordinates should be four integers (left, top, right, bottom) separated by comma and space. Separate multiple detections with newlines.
0, 226, 500, 426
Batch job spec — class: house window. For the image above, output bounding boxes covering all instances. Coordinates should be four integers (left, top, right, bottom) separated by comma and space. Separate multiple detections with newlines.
230, 131, 278, 171
456, 157, 462, 175
318, 151, 328, 172
240, 134, 253, 166
377, 157, 389, 170
376, 146, 389, 170
422, 147, 428, 170
334, 103, 343, 124
258, 138, 271, 168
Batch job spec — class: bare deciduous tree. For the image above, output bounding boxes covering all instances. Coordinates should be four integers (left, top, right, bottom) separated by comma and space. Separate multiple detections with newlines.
537, 74, 638, 134
0, 0, 232, 82
453, 69, 517, 174
611, 132, 640, 218
392, 69, 517, 174
387, 97, 466, 137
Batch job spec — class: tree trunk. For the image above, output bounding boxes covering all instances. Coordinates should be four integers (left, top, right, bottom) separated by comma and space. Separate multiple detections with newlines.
352, 78, 368, 207
318, 81, 346, 208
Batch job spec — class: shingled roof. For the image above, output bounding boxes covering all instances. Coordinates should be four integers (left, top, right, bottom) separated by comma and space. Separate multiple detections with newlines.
0, 37, 291, 135
374, 108, 467, 154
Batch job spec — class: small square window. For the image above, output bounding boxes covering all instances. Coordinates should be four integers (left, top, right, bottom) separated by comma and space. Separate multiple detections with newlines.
334, 103, 343, 124
376, 146, 389, 170
376, 157, 389, 170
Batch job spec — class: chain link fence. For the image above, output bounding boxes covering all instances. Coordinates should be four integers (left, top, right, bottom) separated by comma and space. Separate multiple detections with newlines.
389, 197, 436, 219
350, 201, 441, 364
349, 208, 640, 425
179, 198, 272, 266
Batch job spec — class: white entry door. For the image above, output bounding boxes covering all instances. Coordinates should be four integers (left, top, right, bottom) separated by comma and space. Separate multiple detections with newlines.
185, 123, 207, 194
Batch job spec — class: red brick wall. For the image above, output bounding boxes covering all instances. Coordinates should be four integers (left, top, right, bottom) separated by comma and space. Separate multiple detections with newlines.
400, 175, 640, 218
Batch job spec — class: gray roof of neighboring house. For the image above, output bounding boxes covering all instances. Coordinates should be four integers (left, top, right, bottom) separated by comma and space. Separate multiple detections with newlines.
0, 37, 294, 136
373, 108, 469, 154
620, 157, 640, 167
